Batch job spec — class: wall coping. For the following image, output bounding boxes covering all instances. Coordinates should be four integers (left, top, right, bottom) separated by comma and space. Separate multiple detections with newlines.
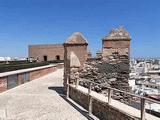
0, 64, 56, 78
70, 85, 160, 120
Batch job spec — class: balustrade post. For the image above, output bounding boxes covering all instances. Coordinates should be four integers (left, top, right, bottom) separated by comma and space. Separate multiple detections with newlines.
76, 78, 79, 88
89, 95, 92, 115
66, 75, 69, 98
88, 82, 92, 95
88, 82, 92, 115
108, 88, 112, 105
141, 98, 146, 120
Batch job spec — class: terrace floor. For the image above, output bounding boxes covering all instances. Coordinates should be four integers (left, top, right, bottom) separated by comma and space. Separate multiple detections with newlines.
0, 69, 96, 120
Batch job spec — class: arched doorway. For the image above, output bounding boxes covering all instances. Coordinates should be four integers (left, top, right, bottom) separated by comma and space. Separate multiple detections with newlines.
55, 55, 60, 60
43, 55, 48, 61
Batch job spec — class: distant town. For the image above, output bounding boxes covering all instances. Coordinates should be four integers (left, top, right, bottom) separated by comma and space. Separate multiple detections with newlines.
0, 57, 27, 61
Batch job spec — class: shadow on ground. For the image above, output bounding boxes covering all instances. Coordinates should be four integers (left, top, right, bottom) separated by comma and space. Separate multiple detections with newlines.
48, 86, 95, 120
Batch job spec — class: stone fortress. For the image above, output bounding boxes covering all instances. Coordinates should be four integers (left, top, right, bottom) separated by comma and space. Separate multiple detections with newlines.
62, 27, 131, 103
29, 27, 130, 62
29, 26, 131, 99
28, 32, 88, 62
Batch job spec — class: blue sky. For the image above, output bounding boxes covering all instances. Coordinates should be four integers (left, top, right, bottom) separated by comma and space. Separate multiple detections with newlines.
0, 0, 160, 58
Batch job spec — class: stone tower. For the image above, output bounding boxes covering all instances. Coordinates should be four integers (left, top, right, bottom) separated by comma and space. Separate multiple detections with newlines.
63, 32, 88, 91
102, 27, 131, 92
102, 27, 131, 60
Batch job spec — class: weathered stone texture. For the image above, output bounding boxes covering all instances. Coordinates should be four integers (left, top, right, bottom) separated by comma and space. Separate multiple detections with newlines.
69, 86, 89, 110
66, 27, 131, 102
0, 77, 7, 92
102, 27, 131, 59
64, 27, 131, 102
64, 32, 88, 92
103, 40, 130, 49
78, 57, 131, 103
96, 50, 102, 59
92, 99, 137, 120
69, 86, 139, 120
79, 58, 130, 92
103, 48, 129, 57
64, 45, 88, 68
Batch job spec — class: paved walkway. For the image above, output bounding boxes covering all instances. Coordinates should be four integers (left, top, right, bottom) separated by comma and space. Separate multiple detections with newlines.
0, 69, 93, 120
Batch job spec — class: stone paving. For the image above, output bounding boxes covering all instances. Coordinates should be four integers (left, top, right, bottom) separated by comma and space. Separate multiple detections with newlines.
0, 69, 92, 120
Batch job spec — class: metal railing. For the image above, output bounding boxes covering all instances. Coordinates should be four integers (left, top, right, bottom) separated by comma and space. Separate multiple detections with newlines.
66, 77, 160, 120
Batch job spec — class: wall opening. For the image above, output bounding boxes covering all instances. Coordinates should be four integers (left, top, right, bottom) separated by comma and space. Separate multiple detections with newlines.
24, 72, 30, 83
7, 74, 18, 89
43, 55, 48, 61
56, 55, 60, 60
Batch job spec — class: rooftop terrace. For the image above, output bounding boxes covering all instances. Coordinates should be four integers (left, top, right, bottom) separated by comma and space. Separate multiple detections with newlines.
0, 69, 97, 120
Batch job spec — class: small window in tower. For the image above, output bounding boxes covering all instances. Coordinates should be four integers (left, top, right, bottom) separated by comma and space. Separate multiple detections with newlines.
43, 55, 48, 61
56, 55, 60, 60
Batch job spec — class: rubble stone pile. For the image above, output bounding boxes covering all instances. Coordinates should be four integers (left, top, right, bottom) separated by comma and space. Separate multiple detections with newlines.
78, 53, 131, 102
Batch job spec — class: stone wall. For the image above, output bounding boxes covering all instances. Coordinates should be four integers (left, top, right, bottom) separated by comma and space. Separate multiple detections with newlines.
69, 86, 139, 120
18, 73, 24, 85
63, 32, 88, 92
78, 56, 131, 102
0, 77, 7, 92
65, 27, 131, 102
64, 44, 88, 68
103, 40, 130, 49
29, 67, 55, 80
79, 56, 130, 91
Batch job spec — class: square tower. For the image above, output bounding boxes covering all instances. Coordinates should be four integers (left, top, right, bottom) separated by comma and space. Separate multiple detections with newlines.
102, 27, 131, 60
63, 32, 88, 92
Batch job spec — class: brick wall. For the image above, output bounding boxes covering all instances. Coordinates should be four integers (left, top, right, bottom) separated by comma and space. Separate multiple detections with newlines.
69, 86, 139, 120
103, 40, 130, 49
18, 73, 24, 85
29, 67, 56, 80
0, 77, 7, 92
0, 65, 60, 93
29, 44, 64, 61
